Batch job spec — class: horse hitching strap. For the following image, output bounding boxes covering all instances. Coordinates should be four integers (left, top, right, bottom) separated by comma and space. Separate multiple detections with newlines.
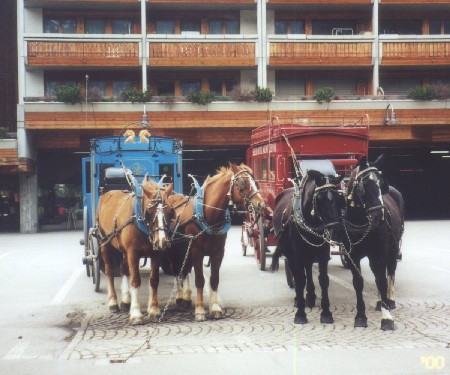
131, 175, 148, 235
191, 175, 231, 235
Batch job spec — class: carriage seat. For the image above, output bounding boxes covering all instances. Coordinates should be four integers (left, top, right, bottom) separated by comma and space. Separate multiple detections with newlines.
103, 167, 131, 192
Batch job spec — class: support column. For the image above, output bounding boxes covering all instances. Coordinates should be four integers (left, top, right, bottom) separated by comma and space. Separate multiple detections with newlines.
141, 0, 148, 91
372, 0, 380, 95
257, 0, 267, 88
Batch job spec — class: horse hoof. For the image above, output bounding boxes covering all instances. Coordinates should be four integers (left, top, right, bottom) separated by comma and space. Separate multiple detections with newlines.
181, 300, 192, 309
387, 299, 396, 310
294, 313, 308, 325
381, 319, 395, 331
195, 313, 206, 322
354, 316, 368, 328
109, 304, 120, 313
130, 316, 144, 326
120, 303, 130, 312
210, 310, 223, 319
149, 314, 161, 323
320, 313, 334, 324
176, 298, 183, 306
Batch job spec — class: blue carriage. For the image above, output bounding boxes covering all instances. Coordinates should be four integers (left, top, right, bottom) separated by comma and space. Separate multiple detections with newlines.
80, 126, 183, 291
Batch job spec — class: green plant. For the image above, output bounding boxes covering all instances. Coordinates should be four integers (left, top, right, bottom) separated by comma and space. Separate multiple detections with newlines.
0, 127, 9, 138
120, 88, 152, 103
54, 84, 82, 104
255, 87, 274, 102
187, 90, 215, 105
313, 87, 335, 103
407, 85, 433, 101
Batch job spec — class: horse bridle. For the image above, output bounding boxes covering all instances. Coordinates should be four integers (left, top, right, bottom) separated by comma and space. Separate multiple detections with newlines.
141, 188, 172, 249
228, 169, 261, 210
312, 182, 345, 233
348, 167, 386, 214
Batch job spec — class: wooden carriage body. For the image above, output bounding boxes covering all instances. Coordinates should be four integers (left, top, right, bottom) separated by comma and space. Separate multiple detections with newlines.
243, 116, 369, 270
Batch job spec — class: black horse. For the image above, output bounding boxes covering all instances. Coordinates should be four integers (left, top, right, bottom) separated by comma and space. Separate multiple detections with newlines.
272, 169, 345, 324
343, 155, 404, 331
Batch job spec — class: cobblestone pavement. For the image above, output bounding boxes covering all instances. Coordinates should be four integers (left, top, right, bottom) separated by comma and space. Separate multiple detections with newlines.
64, 297, 450, 361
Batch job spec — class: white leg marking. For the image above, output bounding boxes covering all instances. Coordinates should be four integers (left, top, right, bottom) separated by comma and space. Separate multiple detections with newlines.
157, 203, 165, 249
381, 306, 393, 321
129, 286, 143, 324
175, 277, 183, 301
121, 275, 131, 304
183, 274, 192, 302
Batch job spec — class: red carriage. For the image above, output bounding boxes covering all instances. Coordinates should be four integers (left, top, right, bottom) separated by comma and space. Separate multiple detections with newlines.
241, 115, 370, 275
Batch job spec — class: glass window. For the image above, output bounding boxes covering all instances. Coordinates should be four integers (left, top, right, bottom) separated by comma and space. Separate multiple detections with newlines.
225, 80, 237, 96
225, 20, 239, 34
155, 81, 175, 96
113, 81, 133, 98
181, 81, 200, 95
44, 18, 76, 34
112, 20, 131, 34
290, 20, 304, 34
269, 157, 275, 181
87, 81, 106, 100
45, 81, 76, 97
85, 19, 106, 34
276, 78, 306, 98
275, 20, 288, 35
429, 20, 441, 35
312, 20, 357, 35
445, 21, 450, 34
156, 20, 175, 34
181, 20, 200, 34
379, 19, 422, 35
210, 20, 222, 35
261, 159, 268, 180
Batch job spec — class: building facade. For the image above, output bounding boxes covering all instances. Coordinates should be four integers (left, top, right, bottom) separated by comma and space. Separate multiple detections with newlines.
2, 0, 450, 232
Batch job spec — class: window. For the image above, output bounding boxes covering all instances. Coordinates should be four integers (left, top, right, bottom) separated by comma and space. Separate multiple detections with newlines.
87, 81, 106, 100
379, 19, 422, 35
181, 20, 200, 34
155, 81, 175, 96
429, 20, 450, 35
380, 78, 421, 95
209, 79, 238, 96
44, 18, 76, 34
112, 20, 131, 34
156, 20, 175, 34
45, 81, 77, 97
209, 20, 222, 35
113, 81, 133, 98
313, 78, 356, 96
85, 19, 106, 34
276, 78, 306, 98
225, 20, 239, 34
261, 159, 268, 180
209, 19, 239, 35
181, 81, 200, 95
269, 157, 275, 181
275, 20, 304, 35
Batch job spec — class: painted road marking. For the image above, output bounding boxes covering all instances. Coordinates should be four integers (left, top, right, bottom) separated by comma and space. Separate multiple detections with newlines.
0, 251, 14, 262
50, 267, 84, 305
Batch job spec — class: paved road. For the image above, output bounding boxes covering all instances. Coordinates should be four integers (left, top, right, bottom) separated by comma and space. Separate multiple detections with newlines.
0, 220, 449, 375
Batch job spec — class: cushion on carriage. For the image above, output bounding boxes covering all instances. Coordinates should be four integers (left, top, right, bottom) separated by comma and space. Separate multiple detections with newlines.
298, 159, 336, 178
103, 167, 131, 192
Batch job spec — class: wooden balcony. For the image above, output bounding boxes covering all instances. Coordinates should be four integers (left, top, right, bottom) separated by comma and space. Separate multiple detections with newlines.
381, 42, 450, 66
27, 41, 140, 67
149, 42, 256, 67
269, 42, 372, 67
25, 0, 138, 5
380, 0, 450, 4
148, 0, 255, 3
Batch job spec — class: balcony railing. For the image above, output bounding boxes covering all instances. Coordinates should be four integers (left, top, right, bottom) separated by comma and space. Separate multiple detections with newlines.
149, 42, 256, 67
381, 41, 450, 66
269, 0, 371, 3
269, 41, 373, 66
27, 41, 140, 67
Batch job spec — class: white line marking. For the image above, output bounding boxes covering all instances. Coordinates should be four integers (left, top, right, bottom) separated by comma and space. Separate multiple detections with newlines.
327, 273, 370, 297
50, 268, 84, 305
3, 340, 35, 360
0, 251, 14, 262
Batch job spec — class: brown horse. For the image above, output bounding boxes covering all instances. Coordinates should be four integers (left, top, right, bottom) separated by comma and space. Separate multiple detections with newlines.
167, 163, 265, 321
96, 175, 175, 325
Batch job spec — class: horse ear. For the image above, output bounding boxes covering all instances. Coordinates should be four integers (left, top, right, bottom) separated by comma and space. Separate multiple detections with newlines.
228, 162, 238, 173
380, 175, 390, 194
372, 153, 385, 169
331, 174, 344, 185
164, 183, 174, 196
307, 170, 324, 186
358, 155, 368, 169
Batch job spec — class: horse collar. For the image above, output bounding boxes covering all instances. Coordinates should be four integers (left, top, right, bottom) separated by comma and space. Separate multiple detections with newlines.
132, 180, 150, 235
191, 175, 231, 236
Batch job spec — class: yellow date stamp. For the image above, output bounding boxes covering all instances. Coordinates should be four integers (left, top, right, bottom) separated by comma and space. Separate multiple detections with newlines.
420, 356, 446, 370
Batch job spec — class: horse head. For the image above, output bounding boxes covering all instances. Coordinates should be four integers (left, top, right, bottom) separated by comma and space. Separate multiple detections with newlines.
141, 175, 175, 251
228, 162, 266, 214
347, 155, 389, 225
306, 170, 346, 244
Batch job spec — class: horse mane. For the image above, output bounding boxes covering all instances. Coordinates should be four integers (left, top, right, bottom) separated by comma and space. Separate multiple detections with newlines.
203, 163, 253, 189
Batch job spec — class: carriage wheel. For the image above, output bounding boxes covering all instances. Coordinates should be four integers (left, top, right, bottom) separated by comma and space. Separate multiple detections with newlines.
254, 216, 267, 271
241, 226, 249, 256
339, 245, 350, 269
284, 257, 295, 288
89, 235, 101, 292
83, 207, 90, 277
